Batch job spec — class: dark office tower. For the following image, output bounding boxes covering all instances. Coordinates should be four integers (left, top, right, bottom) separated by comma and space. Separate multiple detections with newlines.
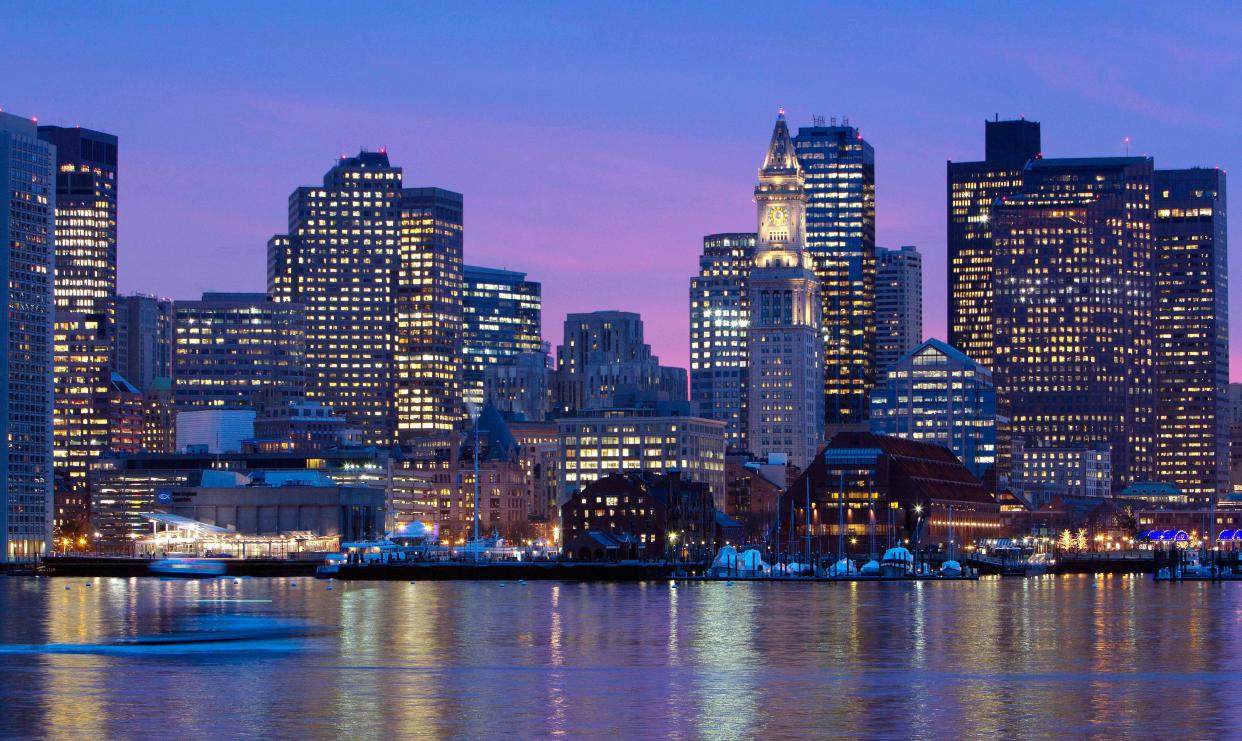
115, 294, 173, 392
462, 265, 541, 412
874, 246, 923, 380
554, 311, 687, 416
268, 151, 403, 445
689, 233, 756, 450
37, 125, 118, 334
947, 118, 1041, 369
993, 157, 1155, 491
750, 113, 824, 468
1, 112, 56, 563
793, 119, 875, 429
173, 293, 306, 410
397, 187, 464, 437
1154, 168, 1228, 505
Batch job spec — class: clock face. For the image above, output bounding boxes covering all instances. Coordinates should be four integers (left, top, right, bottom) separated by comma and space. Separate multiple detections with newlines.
767, 205, 789, 227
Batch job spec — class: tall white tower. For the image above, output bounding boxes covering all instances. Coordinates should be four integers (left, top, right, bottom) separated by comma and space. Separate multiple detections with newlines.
747, 110, 825, 468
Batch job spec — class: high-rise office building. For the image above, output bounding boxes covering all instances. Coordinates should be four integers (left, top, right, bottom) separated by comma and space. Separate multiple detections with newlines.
268, 151, 404, 445
172, 292, 306, 410
869, 339, 1000, 481
397, 188, 464, 437
553, 311, 686, 417
1154, 168, 1228, 505
689, 232, 756, 450
793, 119, 875, 428
874, 245, 923, 380
37, 125, 118, 334
115, 293, 173, 392
484, 351, 550, 422
462, 264, 541, 412
1, 112, 56, 562
748, 112, 824, 468
947, 118, 1041, 369
993, 156, 1155, 491
52, 312, 112, 536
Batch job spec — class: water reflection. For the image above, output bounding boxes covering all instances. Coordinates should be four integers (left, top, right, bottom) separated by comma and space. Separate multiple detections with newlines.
2, 576, 1240, 738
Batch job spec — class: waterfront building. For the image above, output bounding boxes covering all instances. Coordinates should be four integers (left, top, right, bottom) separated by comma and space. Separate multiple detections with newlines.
1018, 444, 1112, 503
268, 151, 404, 445
777, 432, 1001, 554
874, 245, 923, 380
115, 294, 173, 392
689, 232, 756, 451
557, 410, 726, 508
175, 408, 257, 454
90, 449, 389, 544
747, 112, 824, 468
483, 351, 550, 422
508, 420, 560, 527
172, 292, 305, 410
947, 118, 1041, 369
793, 118, 875, 427
1153, 168, 1228, 505
37, 125, 118, 335
723, 458, 783, 540
392, 405, 537, 542
1, 113, 56, 562
560, 471, 716, 561
553, 311, 686, 416
993, 156, 1155, 491
397, 187, 465, 437
462, 265, 541, 412
869, 339, 1000, 482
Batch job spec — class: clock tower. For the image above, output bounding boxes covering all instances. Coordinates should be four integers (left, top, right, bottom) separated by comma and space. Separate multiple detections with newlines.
746, 110, 825, 468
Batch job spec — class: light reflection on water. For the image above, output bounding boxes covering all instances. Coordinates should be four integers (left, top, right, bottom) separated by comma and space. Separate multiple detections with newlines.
1, 575, 1239, 738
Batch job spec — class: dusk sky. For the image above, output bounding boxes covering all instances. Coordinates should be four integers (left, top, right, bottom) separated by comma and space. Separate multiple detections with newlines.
4, 2, 1240, 376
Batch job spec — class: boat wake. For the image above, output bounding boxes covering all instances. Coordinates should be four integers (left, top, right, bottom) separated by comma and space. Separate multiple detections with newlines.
0, 616, 333, 656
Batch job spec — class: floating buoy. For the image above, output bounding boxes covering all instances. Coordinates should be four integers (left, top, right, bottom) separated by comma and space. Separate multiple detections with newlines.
84, 582, 92, 587
65, 585, 71, 590
409, 580, 417, 585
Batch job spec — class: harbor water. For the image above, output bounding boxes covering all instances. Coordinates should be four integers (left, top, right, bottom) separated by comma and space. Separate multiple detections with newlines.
0, 575, 1237, 738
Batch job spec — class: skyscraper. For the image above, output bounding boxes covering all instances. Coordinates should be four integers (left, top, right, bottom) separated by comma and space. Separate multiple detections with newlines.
115, 293, 173, 392
1154, 168, 1228, 504
869, 339, 1000, 481
748, 112, 824, 468
689, 232, 756, 450
993, 156, 1155, 490
1, 112, 56, 563
37, 125, 118, 333
51, 312, 112, 536
397, 187, 464, 437
462, 264, 541, 412
947, 118, 1041, 369
172, 293, 306, 410
268, 151, 403, 445
793, 119, 875, 429
874, 245, 923, 380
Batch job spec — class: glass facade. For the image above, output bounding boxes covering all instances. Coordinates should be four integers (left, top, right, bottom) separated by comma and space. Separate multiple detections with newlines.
689, 232, 755, 450
793, 122, 875, 426
869, 339, 999, 480
462, 264, 541, 412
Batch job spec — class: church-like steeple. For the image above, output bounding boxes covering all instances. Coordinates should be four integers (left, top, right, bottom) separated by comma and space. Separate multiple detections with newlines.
760, 109, 800, 176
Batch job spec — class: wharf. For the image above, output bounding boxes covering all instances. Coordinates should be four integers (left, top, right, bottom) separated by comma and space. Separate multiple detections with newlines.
330, 561, 675, 581
678, 574, 979, 583
39, 556, 319, 578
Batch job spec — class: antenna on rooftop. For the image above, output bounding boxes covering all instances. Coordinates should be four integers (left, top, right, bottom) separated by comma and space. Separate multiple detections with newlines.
812, 115, 825, 126
830, 116, 837, 126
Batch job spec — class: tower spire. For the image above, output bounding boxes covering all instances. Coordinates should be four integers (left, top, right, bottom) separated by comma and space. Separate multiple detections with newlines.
761, 111, 800, 175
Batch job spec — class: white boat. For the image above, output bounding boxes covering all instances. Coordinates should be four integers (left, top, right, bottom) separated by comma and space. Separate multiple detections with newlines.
827, 558, 858, 577
148, 558, 227, 578
941, 560, 963, 577
881, 547, 914, 577
859, 559, 881, 576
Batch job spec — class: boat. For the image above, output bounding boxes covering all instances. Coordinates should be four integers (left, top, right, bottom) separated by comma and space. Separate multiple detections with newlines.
880, 547, 914, 577
859, 559, 881, 576
148, 558, 227, 577
826, 558, 858, 577
941, 560, 963, 577
315, 552, 346, 577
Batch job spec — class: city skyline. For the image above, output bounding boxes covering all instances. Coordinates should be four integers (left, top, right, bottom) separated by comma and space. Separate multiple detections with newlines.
3, 3, 1239, 378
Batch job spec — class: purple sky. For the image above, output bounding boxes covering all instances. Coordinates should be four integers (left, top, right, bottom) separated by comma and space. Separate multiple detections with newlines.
4, 2, 1240, 377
